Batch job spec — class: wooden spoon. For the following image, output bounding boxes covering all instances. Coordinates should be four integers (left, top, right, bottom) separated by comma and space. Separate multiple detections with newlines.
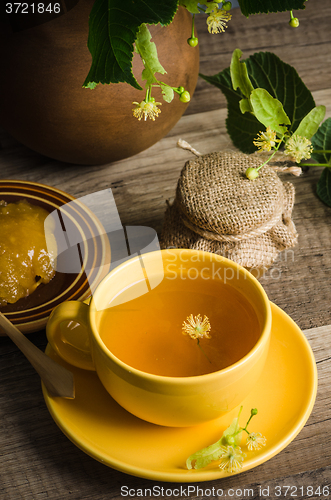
0, 312, 75, 399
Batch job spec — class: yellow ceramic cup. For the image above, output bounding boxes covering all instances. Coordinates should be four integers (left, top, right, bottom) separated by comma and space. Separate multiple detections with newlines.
46, 249, 271, 427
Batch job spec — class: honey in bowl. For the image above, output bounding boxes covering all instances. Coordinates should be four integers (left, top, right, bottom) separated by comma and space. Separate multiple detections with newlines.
98, 272, 261, 377
0, 200, 55, 306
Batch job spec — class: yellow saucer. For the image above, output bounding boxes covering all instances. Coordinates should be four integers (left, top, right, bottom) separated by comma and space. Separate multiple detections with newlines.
42, 302, 317, 482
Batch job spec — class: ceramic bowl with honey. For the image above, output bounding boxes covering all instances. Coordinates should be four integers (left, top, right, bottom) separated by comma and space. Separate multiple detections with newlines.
0, 180, 110, 334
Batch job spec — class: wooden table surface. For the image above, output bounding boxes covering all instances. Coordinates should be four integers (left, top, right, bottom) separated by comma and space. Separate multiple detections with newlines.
1, 1, 331, 498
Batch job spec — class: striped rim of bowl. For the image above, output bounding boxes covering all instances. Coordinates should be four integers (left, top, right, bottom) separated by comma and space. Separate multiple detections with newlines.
0, 180, 110, 334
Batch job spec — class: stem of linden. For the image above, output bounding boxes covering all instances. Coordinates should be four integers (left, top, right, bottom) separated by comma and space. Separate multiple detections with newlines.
256, 134, 285, 171
233, 407, 256, 437
299, 150, 331, 168
196, 339, 212, 363
191, 14, 195, 38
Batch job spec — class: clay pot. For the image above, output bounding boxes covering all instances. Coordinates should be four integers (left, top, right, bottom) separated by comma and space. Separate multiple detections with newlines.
0, 1, 199, 165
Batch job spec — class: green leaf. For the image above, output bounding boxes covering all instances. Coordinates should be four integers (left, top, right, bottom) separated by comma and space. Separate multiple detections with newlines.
230, 49, 254, 98
238, 0, 307, 17
311, 118, 331, 207
200, 51, 315, 153
294, 105, 326, 140
250, 88, 290, 135
311, 118, 331, 164
135, 24, 166, 88
160, 84, 174, 103
316, 168, 331, 208
84, 82, 98, 90
200, 68, 261, 153
83, 0, 179, 90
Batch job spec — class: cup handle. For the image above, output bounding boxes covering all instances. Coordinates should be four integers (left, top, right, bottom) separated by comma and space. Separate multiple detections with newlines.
46, 301, 95, 371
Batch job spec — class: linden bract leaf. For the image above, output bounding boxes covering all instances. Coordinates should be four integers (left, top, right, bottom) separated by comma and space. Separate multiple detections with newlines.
186, 407, 244, 470
250, 89, 290, 135
160, 84, 174, 103
239, 98, 253, 114
294, 105, 326, 140
221, 416, 242, 446
230, 48, 254, 99
200, 51, 316, 153
186, 439, 225, 470
135, 24, 166, 88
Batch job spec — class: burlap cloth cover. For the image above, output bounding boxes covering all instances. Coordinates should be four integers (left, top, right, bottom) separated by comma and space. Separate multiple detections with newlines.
160, 151, 298, 269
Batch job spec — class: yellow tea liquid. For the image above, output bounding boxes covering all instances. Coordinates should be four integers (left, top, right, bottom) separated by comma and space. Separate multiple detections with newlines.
99, 275, 261, 377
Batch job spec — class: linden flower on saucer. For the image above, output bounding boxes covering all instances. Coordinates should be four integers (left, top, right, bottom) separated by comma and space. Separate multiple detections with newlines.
284, 134, 314, 163
182, 314, 211, 340
132, 100, 162, 121
207, 8, 232, 34
246, 432, 267, 451
218, 445, 246, 473
253, 127, 280, 152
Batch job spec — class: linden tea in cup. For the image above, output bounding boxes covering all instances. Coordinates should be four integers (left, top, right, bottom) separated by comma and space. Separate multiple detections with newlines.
46, 249, 271, 427
98, 273, 261, 377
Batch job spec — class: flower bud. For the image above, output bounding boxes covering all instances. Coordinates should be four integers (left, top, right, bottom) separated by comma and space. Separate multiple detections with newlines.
179, 91, 191, 103
289, 17, 299, 28
225, 435, 236, 446
223, 1, 232, 11
245, 167, 259, 180
251, 408, 258, 415
187, 37, 198, 47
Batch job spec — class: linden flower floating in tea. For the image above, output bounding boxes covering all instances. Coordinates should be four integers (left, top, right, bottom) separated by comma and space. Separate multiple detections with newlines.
182, 314, 212, 362
182, 314, 211, 339
186, 407, 267, 473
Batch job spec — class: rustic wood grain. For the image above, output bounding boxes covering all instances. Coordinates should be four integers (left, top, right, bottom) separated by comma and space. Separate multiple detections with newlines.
1, 0, 331, 498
